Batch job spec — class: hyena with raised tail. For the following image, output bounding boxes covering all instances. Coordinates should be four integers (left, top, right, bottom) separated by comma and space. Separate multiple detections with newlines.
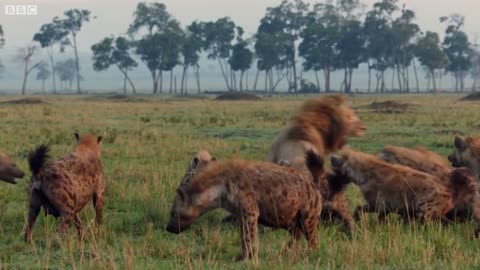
166, 151, 323, 260
24, 133, 105, 242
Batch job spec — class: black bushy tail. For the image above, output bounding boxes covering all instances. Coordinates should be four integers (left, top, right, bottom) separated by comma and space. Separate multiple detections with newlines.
28, 144, 50, 175
305, 150, 324, 184
325, 171, 351, 200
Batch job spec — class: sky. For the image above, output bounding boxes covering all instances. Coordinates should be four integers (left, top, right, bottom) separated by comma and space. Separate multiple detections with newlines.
1, 0, 480, 92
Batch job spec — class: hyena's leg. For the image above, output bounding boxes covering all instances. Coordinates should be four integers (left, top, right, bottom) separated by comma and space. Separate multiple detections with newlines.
24, 190, 43, 242
329, 205, 355, 234
471, 195, 480, 237
238, 197, 259, 260
353, 204, 376, 221
93, 181, 105, 226
302, 200, 322, 249
73, 214, 84, 239
57, 211, 74, 234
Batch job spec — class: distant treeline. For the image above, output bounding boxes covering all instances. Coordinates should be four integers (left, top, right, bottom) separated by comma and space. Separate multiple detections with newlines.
0, 0, 478, 95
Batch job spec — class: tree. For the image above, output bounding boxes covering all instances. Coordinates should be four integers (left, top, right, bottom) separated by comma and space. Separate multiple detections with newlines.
55, 9, 93, 94
229, 38, 253, 91
15, 44, 41, 95
441, 14, 472, 92
55, 58, 77, 90
202, 17, 238, 91
181, 22, 204, 94
33, 22, 68, 93
469, 42, 480, 91
91, 36, 138, 94
260, 0, 309, 93
299, 3, 341, 92
254, 30, 284, 92
0, 25, 4, 78
415, 31, 448, 92
364, 0, 398, 92
36, 61, 51, 91
129, 2, 181, 94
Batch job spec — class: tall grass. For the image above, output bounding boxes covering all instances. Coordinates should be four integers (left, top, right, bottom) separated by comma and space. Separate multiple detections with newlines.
0, 94, 479, 269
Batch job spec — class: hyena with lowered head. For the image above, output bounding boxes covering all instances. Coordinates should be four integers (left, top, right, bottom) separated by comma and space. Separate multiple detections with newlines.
24, 133, 105, 242
180, 150, 216, 185
449, 135, 480, 180
166, 151, 324, 260
0, 150, 24, 184
378, 145, 480, 222
330, 148, 455, 223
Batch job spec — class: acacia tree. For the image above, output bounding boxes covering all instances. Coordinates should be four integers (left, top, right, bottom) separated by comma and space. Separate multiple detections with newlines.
299, 3, 341, 92
91, 36, 138, 94
364, 0, 397, 92
441, 14, 471, 92
55, 58, 77, 90
470, 42, 480, 91
36, 61, 51, 91
33, 22, 68, 93
129, 2, 181, 94
415, 31, 448, 92
0, 25, 4, 77
16, 44, 41, 95
55, 9, 93, 94
254, 30, 284, 92
229, 38, 253, 91
181, 22, 204, 94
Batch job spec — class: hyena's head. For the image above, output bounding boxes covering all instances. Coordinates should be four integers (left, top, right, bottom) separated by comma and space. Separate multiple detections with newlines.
181, 150, 216, 185
329, 148, 369, 185
448, 136, 480, 170
165, 184, 200, 234
0, 151, 25, 184
74, 132, 103, 157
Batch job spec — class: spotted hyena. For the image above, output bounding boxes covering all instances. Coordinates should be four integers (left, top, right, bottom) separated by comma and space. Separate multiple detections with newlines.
24, 133, 105, 241
166, 151, 323, 260
330, 148, 455, 223
0, 150, 25, 184
449, 135, 480, 180
379, 145, 480, 222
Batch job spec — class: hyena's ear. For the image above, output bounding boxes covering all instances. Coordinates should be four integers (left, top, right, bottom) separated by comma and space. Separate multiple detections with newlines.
191, 157, 200, 169
454, 136, 466, 151
97, 136, 103, 144
330, 155, 344, 169
74, 132, 80, 141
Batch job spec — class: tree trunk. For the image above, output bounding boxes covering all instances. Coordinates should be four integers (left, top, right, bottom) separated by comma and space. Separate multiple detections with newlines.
348, 68, 354, 93
240, 70, 245, 91
292, 54, 298, 94
323, 68, 331, 92
159, 71, 163, 93
472, 75, 478, 92
253, 70, 260, 92
21, 60, 28, 95
48, 46, 57, 94
314, 70, 320, 92
72, 33, 81, 94
152, 71, 158, 94
194, 65, 201, 94
431, 69, 437, 92
218, 58, 231, 90
169, 70, 173, 94
396, 65, 402, 92
181, 65, 188, 95
42, 79, 45, 92
367, 61, 372, 93
412, 59, 420, 93
123, 71, 127, 94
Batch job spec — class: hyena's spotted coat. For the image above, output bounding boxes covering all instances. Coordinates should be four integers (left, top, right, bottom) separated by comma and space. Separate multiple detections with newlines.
166, 152, 323, 260
331, 149, 455, 223
24, 133, 105, 241
379, 145, 480, 222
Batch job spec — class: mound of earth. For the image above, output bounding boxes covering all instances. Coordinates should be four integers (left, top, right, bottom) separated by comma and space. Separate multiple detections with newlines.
366, 100, 413, 114
215, 92, 261, 101
459, 92, 480, 101
0, 98, 46, 105
85, 94, 147, 102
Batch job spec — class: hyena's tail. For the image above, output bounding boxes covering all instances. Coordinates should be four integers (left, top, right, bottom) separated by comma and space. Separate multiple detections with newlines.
28, 144, 50, 176
305, 150, 324, 184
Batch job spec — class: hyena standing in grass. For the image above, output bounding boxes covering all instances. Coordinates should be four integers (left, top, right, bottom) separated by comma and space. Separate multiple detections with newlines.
0, 150, 24, 184
379, 145, 480, 221
180, 150, 216, 185
449, 136, 480, 180
166, 151, 324, 260
24, 133, 105, 242
330, 148, 455, 223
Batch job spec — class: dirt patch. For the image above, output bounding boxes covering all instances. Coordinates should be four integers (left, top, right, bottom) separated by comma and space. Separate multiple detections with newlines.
459, 92, 480, 101
364, 100, 414, 114
0, 98, 47, 105
215, 92, 261, 101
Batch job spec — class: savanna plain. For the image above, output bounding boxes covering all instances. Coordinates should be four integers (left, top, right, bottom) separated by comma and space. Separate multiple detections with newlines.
0, 94, 479, 269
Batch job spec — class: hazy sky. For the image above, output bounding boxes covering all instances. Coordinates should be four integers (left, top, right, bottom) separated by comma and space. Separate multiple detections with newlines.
2, 0, 480, 51
1, 0, 480, 92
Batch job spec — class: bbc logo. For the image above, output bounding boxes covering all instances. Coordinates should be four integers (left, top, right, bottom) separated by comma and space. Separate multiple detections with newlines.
5, 5, 38, 15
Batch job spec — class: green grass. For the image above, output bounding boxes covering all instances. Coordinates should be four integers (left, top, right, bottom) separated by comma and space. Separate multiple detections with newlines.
0, 94, 480, 269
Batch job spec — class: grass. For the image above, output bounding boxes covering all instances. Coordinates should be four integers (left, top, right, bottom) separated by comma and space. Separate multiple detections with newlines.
0, 94, 479, 269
